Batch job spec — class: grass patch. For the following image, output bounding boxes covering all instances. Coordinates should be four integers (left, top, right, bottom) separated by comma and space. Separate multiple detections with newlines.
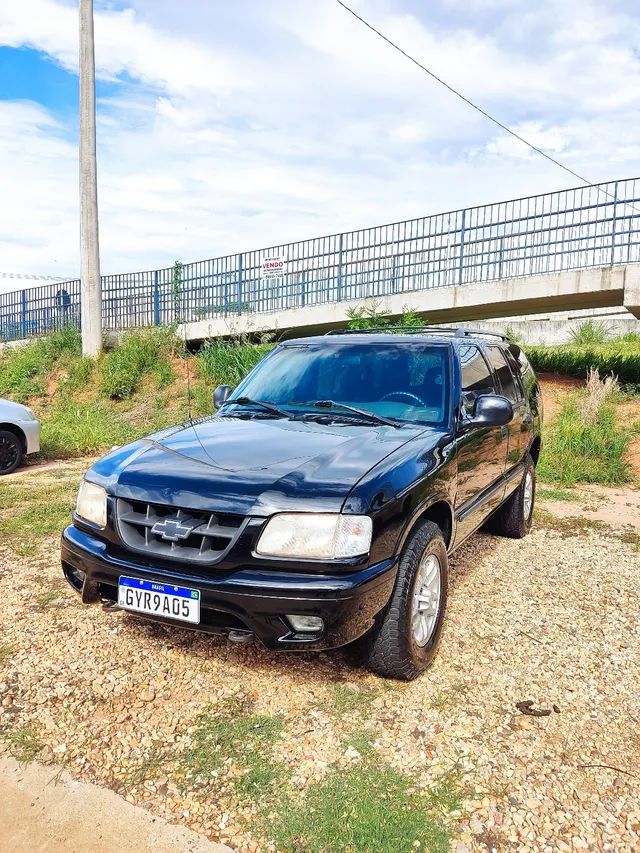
538, 397, 632, 486
39, 395, 137, 458
0, 480, 76, 541
536, 486, 578, 502
2, 723, 42, 763
181, 697, 285, 800
0, 326, 81, 401
195, 339, 273, 387
271, 763, 452, 853
320, 683, 381, 718
98, 327, 183, 399
534, 508, 609, 537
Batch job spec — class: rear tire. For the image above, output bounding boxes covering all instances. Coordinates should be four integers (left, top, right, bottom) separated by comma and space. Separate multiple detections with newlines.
486, 454, 536, 539
0, 429, 23, 476
365, 520, 448, 681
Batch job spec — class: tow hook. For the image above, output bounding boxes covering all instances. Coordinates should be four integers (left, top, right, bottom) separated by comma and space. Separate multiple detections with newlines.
227, 629, 254, 644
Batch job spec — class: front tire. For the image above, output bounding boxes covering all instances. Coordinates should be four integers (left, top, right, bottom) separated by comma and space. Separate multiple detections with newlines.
365, 520, 448, 681
0, 430, 23, 475
486, 454, 536, 539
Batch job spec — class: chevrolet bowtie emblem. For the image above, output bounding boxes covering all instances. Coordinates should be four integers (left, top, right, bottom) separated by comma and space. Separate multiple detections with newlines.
151, 516, 199, 542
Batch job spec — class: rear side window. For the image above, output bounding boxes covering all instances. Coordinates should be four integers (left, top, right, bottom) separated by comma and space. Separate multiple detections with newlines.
485, 346, 520, 403
460, 345, 495, 413
511, 345, 537, 397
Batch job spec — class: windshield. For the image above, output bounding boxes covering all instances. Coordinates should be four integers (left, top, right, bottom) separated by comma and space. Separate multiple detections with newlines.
228, 343, 451, 426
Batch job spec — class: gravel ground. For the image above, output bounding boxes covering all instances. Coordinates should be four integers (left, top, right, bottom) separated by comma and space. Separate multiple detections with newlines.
0, 468, 639, 852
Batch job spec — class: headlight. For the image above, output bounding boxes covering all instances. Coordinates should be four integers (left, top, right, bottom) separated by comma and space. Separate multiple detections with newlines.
76, 480, 107, 528
22, 407, 37, 422
256, 513, 372, 559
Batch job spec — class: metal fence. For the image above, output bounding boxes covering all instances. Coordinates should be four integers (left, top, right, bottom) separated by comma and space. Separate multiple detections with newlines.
2, 176, 639, 342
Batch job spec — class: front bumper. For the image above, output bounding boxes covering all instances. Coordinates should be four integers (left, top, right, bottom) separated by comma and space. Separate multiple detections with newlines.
61, 525, 398, 651
19, 419, 40, 455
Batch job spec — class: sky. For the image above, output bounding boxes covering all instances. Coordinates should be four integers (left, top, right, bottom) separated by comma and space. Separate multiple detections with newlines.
0, 0, 639, 292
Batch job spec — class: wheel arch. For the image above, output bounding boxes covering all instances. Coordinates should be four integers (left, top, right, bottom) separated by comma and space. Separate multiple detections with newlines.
0, 422, 27, 453
529, 435, 542, 466
398, 498, 455, 553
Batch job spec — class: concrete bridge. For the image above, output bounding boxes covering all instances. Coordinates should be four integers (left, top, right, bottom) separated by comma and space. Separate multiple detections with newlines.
2, 176, 640, 344
181, 263, 640, 341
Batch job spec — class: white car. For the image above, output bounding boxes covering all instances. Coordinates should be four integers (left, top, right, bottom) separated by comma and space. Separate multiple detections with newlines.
0, 399, 41, 475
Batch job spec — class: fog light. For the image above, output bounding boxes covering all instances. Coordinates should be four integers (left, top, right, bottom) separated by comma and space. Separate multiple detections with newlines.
287, 614, 324, 634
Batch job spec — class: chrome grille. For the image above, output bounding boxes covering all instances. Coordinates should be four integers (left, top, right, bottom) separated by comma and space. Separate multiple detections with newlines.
115, 498, 245, 564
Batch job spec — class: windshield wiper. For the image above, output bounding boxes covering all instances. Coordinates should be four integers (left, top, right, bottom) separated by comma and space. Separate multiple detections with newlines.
219, 397, 290, 418
289, 400, 400, 428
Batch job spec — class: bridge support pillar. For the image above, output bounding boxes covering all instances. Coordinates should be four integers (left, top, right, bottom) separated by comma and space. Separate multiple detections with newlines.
623, 266, 640, 319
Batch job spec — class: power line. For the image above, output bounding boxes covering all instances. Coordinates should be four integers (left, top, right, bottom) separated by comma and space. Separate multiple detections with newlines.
334, 0, 611, 191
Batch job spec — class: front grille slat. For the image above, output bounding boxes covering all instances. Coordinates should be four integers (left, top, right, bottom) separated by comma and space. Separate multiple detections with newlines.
115, 498, 246, 565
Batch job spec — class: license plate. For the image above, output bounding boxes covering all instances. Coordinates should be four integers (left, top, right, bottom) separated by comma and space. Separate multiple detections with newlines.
118, 576, 200, 624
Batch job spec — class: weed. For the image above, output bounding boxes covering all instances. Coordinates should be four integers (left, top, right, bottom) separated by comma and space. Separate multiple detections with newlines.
124, 743, 174, 790
11, 541, 37, 557
35, 587, 65, 608
579, 368, 619, 423
346, 302, 424, 331
429, 693, 450, 711
2, 723, 42, 763
270, 762, 451, 853
569, 320, 610, 346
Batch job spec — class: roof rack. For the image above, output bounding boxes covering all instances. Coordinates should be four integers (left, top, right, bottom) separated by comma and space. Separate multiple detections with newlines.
325, 326, 510, 342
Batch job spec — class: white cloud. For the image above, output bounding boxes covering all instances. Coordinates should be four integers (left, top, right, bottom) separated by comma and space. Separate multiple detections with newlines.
0, 0, 639, 292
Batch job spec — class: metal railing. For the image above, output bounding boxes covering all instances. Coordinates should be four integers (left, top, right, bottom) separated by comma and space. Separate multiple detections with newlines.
2, 176, 639, 342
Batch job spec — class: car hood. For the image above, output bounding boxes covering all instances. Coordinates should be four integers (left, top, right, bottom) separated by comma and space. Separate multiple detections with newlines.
89, 415, 433, 515
0, 398, 34, 420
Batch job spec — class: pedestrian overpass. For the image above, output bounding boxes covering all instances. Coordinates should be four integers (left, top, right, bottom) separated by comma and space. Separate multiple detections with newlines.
1, 177, 639, 344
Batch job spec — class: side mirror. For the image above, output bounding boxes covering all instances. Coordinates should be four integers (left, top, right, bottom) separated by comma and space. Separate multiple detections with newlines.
461, 394, 513, 432
213, 384, 232, 409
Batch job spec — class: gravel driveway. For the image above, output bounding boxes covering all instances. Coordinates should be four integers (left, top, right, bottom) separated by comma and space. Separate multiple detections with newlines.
0, 465, 638, 852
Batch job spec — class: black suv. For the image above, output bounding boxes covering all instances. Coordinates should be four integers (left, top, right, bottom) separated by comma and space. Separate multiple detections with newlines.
61, 328, 542, 680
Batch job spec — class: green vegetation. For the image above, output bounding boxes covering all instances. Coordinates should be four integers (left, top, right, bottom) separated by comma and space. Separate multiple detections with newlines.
539, 396, 633, 486
195, 338, 273, 387
272, 763, 452, 853
346, 301, 424, 330
536, 486, 577, 502
526, 332, 640, 388
98, 327, 182, 399
182, 697, 285, 801
1, 723, 42, 763
569, 319, 610, 346
0, 479, 77, 542
0, 326, 81, 402
321, 683, 381, 717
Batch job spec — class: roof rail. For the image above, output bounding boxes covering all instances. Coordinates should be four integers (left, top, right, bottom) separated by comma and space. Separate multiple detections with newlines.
325, 326, 510, 342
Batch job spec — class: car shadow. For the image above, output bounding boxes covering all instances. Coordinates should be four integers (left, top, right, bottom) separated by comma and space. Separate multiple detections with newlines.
118, 531, 504, 684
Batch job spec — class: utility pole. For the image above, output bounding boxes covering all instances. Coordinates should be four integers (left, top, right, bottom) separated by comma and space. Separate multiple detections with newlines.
79, 0, 101, 356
